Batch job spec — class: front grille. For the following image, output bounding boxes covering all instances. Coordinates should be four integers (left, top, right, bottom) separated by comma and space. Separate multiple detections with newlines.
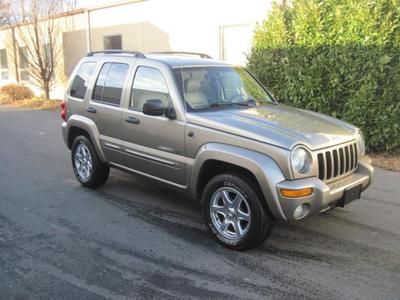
317, 142, 358, 182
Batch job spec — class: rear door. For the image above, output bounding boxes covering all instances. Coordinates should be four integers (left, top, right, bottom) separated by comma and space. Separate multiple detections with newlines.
85, 59, 132, 164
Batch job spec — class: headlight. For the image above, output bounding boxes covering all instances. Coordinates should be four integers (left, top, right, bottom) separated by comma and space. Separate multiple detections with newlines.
291, 147, 313, 174
356, 129, 365, 155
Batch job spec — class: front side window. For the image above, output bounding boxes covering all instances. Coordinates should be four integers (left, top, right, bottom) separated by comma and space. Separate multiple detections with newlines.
92, 62, 129, 106
174, 66, 275, 110
70, 62, 97, 99
130, 66, 171, 110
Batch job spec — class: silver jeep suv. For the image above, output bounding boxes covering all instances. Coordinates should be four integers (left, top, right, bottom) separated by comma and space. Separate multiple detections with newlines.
61, 50, 373, 250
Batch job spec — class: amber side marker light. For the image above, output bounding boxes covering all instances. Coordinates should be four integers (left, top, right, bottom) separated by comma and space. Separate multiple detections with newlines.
280, 188, 314, 198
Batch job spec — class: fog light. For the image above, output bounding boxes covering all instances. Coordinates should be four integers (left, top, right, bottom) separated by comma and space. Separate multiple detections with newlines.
293, 204, 310, 219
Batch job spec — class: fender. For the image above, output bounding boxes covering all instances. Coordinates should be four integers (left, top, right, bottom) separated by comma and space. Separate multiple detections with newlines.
190, 143, 287, 220
62, 115, 107, 162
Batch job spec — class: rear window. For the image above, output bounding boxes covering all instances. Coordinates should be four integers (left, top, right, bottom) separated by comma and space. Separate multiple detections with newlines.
92, 62, 129, 106
70, 62, 97, 99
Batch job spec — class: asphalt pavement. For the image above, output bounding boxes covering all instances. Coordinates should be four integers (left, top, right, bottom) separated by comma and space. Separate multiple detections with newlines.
0, 105, 399, 299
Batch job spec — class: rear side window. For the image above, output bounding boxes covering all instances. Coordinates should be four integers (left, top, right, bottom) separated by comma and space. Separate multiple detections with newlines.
92, 62, 129, 106
70, 62, 97, 99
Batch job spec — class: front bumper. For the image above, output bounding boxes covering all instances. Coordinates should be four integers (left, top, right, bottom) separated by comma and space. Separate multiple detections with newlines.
276, 156, 374, 220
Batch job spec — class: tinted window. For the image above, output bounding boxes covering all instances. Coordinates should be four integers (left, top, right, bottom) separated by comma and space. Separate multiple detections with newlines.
93, 63, 129, 106
130, 66, 170, 110
93, 63, 110, 101
70, 62, 97, 99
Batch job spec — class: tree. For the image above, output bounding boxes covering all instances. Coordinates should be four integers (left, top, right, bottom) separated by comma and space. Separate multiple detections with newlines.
248, 0, 400, 152
0, 1, 11, 26
8, 0, 75, 99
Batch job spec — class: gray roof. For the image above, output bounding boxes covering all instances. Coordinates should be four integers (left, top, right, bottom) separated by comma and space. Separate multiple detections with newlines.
145, 54, 231, 68
85, 51, 232, 67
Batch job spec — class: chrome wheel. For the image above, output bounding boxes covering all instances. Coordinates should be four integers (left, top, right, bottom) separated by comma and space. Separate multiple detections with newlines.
210, 187, 251, 240
74, 143, 93, 181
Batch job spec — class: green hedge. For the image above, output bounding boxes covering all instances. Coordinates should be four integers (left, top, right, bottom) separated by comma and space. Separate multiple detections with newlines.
248, 0, 400, 152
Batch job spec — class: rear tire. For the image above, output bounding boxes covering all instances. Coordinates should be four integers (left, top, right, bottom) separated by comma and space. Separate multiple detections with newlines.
71, 135, 109, 188
201, 172, 273, 250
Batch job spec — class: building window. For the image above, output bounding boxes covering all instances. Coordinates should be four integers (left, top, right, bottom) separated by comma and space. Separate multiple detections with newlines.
103, 35, 122, 50
42, 43, 55, 80
19, 46, 30, 81
43, 43, 52, 66
0, 49, 8, 80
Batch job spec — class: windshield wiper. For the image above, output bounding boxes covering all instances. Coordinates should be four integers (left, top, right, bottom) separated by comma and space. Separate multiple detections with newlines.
209, 99, 262, 108
231, 99, 258, 107
209, 102, 233, 108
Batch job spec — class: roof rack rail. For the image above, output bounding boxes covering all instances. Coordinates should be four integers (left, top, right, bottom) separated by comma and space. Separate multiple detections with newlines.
148, 51, 212, 59
87, 50, 146, 58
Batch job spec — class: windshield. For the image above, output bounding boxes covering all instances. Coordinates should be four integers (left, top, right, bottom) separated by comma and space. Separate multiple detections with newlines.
173, 66, 276, 111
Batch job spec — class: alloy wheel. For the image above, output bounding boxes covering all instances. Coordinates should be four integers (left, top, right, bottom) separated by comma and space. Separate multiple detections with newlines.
210, 187, 251, 240
74, 143, 93, 181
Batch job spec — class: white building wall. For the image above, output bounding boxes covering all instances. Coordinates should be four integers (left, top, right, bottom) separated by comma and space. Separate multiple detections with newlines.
0, 0, 272, 98
88, 0, 272, 64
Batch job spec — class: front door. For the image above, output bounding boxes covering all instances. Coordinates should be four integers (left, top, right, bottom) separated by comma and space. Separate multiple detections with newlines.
122, 65, 186, 186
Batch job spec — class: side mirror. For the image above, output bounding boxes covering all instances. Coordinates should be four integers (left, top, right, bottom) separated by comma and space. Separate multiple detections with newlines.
143, 99, 164, 116
164, 106, 176, 119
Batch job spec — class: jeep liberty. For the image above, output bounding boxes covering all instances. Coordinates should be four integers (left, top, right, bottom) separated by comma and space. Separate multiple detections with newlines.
61, 51, 373, 250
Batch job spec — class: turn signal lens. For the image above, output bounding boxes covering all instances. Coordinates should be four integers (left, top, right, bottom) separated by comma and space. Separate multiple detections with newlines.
280, 188, 313, 198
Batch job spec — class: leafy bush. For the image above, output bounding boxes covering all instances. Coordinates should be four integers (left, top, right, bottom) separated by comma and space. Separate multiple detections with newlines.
0, 84, 34, 101
0, 93, 10, 105
248, 0, 400, 152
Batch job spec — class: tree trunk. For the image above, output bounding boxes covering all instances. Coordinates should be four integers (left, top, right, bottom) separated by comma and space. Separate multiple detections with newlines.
44, 83, 50, 100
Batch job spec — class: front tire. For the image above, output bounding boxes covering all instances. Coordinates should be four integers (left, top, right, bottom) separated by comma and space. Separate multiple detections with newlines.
71, 135, 109, 188
202, 173, 273, 250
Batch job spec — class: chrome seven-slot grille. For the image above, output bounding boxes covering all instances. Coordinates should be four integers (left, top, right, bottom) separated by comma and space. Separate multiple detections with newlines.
317, 142, 358, 182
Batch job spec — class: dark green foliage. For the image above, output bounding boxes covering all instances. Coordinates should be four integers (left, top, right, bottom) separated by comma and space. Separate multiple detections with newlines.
248, 0, 400, 152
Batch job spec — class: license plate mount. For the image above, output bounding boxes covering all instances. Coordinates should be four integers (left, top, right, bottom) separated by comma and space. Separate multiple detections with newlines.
337, 184, 362, 207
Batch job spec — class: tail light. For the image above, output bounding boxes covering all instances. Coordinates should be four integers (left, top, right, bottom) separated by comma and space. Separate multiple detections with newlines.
61, 101, 67, 121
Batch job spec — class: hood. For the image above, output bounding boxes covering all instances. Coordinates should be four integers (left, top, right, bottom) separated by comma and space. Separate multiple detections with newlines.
186, 104, 357, 150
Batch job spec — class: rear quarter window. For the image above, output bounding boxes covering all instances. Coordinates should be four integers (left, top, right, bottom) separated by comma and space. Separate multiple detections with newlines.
70, 62, 97, 99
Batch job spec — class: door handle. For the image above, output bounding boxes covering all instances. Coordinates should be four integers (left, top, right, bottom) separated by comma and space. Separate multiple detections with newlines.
125, 116, 140, 124
86, 107, 97, 114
